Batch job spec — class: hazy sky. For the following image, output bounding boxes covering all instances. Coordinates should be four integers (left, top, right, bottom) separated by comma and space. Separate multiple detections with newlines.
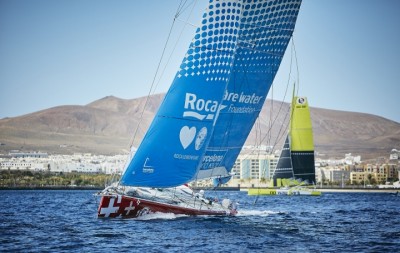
1, 0, 399, 123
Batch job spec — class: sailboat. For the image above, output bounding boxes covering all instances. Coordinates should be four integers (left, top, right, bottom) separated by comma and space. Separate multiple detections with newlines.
248, 95, 321, 196
97, 0, 302, 218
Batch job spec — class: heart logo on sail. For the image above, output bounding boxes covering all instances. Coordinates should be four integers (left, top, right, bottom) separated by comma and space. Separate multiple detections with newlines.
179, 126, 196, 149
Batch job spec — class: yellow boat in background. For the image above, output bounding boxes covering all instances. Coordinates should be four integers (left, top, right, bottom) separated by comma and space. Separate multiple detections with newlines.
249, 94, 321, 196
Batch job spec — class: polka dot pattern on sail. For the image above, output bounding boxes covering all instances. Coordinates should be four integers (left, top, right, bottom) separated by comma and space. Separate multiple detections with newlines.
177, 0, 301, 82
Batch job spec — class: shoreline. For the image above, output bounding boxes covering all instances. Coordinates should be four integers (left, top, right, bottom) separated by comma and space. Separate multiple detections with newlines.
0, 186, 102, 191
239, 187, 399, 194
317, 188, 399, 193
1, 186, 399, 193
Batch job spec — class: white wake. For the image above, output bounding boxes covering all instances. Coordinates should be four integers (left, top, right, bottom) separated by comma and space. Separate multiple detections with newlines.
135, 212, 188, 220
236, 209, 284, 216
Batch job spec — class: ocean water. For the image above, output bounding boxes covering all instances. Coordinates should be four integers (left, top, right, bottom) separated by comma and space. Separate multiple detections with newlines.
0, 190, 398, 253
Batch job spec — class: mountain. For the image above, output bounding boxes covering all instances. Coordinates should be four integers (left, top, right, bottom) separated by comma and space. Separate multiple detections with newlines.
0, 94, 399, 159
0, 94, 163, 155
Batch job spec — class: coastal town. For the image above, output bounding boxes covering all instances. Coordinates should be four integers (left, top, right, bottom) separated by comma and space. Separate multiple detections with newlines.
1, 147, 399, 189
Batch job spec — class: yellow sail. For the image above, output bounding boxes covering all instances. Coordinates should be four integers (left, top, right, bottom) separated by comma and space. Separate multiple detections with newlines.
290, 96, 314, 152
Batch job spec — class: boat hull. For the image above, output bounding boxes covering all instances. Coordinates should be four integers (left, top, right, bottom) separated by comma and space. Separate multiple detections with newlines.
97, 194, 236, 218
248, 188, 321, 196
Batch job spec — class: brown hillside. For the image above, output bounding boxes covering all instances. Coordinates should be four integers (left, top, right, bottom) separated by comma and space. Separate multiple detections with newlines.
0, 93, 399, 159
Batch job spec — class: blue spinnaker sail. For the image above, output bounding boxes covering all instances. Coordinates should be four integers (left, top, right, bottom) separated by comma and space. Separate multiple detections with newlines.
121, 0, 242, 187
196, 0, 302, 180
121, 0, 302, 187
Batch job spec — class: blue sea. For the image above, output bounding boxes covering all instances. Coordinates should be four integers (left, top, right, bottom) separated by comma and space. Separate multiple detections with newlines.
0, 190, 398, 252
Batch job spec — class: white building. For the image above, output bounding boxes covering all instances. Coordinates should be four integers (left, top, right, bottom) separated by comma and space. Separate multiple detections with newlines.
227, 147, 278, 187
0, 153, 128, 174
390, 149, 399, 161
0, 158, 46, 171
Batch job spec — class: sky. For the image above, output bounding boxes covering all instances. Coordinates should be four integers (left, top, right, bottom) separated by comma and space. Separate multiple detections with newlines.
0, 0, 399, 123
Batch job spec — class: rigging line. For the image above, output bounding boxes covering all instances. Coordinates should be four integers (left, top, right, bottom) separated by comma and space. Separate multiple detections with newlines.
267, 55, 299, 188
253, 76, 274, 191
250, 43, 296, 191
252, 66, 288, 154
258, 36, 296, 153
234, 26, 278, 161
225, 65, 258, 163
253, 38, 298, 198
252, 65, 275, 192
271, 107, 290, 152
119, 0, 192, 182
270, 37, 301, 152
292, 37, 300, 96
250, 117, 261, 153
214, 72, 258, 165
268, 79, 274, 149
257, 117, 262, 148
129, 1, 184, 148
177, 0, 188, 14
153, 0, 199, 93
176, 0, 196, 18
175, 18, 198, 27
214, 51, 253, 152
269, 97, 291, 154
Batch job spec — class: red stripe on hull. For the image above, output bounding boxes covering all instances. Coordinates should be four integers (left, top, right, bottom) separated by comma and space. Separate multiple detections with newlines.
97, 195, 235, 218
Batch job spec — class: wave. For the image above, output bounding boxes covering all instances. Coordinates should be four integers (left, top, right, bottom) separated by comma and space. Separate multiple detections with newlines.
236, 210, 284, 216
132, 210, 283, 219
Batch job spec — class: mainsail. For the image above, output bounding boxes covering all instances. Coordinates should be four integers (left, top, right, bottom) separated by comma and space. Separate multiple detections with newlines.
121, 0, 302, 187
